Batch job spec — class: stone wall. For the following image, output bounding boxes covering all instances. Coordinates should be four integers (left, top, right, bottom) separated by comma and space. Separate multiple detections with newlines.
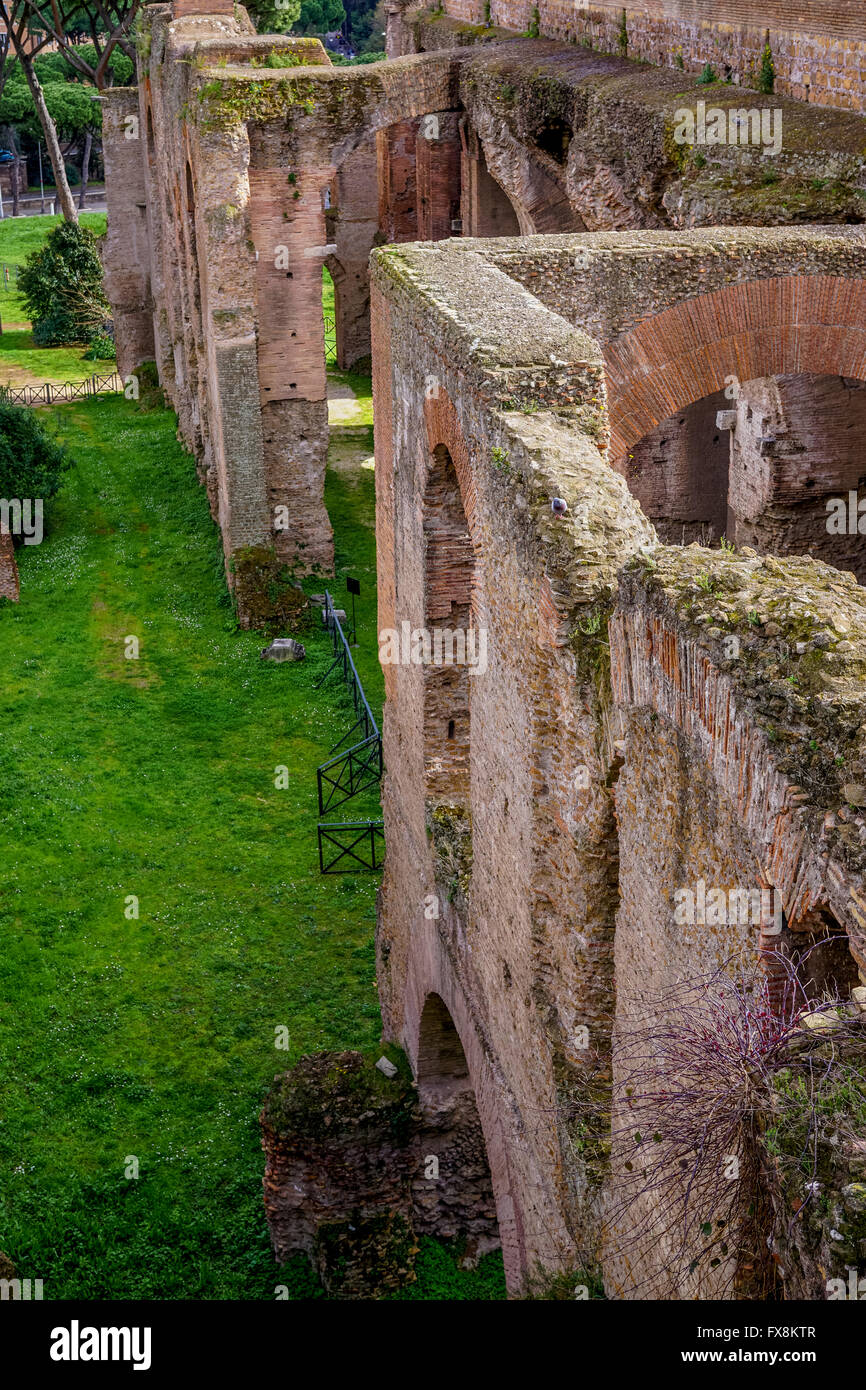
371, 229, 866, 1296
728, 374, 866, 580
400, 1, 866, 113
260, 1048, 499, 1295
0, 533, 19, 603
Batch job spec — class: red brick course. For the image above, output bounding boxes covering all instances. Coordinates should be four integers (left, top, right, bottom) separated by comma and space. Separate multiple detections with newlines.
604, 274, 866, 457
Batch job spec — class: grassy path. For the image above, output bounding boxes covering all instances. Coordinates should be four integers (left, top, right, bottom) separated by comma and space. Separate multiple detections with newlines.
0, 393, 505, 1299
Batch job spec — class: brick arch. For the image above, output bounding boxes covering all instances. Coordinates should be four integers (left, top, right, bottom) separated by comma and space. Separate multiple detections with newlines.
405, 965, 529, 1290
604, 275, 866, 459
423, 388, 484, 620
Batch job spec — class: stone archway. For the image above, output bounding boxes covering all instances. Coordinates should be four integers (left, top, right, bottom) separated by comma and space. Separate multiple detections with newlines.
411, 993, 502, 1262
603, 274, 866, 459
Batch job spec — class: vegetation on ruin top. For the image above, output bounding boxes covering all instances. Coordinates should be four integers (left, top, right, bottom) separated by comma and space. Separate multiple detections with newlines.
625, 544, 866, 843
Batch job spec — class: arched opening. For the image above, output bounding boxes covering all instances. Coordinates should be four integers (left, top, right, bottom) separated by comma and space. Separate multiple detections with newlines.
413, 993, 501, 1260
533, 116, 571, 165
618, 371, 866, 582
766, 905, 861, 1019
417, 992, 471, 1096
617, 388, 730, 546
423, 443, 475, 802
471, 142, 520, 238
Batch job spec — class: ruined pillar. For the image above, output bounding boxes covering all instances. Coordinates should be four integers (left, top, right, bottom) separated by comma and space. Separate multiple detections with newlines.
328, 141, 379, 371
100, 88, 154, 380
261, 1048, 500, 1297
727, 374, 866, 581
248, 157, 334, 576
415, 113, 462, 242
0, 532, 19, 603
384, 0, 416, 60
377, 120, 421, 243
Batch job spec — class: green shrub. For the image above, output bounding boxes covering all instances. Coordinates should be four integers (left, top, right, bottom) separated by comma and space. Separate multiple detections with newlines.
617, 7, 627, 56
18, 221, 110, 347
0, 403, 70, 511
83, 332, 116, 362
43, 161, 81, 188
758, 39, 775, 94
697, 62, 717, 85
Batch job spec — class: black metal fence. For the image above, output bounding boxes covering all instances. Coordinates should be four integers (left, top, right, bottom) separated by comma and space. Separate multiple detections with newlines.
315, 592, 383, 871
317, 820, 385, 874
324, 312, 337, 366
0, 374, 122, 407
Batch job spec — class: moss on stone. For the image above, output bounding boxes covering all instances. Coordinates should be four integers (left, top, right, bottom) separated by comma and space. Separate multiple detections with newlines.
314, 1210, 419, 1297
263, 1047, 416, 1144
427, 803, 473, 902
229, 544, 311, 633
624, 544, 866, 862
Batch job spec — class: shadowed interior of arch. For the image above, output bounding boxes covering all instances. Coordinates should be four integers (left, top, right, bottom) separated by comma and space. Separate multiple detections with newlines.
423, 443, 475, 801
413, 993, 503, 1262
615, 371, 866, 582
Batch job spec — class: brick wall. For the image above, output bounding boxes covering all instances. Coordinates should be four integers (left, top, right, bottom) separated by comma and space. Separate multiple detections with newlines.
429, 0, 866, 112
415, 112, 462, 240
0, 532, 19, 603
728, 374, 866, 578
373, 231, 866, 1295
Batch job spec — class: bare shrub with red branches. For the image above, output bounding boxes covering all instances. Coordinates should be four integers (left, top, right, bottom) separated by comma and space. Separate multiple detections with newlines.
600, 945, 861, 1299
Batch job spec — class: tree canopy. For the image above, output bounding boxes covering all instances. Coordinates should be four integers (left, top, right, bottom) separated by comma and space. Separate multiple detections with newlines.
244, 0, 302, 34
18, 220, 110, 344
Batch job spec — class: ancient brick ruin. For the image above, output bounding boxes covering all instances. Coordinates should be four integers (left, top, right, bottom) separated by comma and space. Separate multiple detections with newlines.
103, 2, 866, 1297
103, 1, 866, 622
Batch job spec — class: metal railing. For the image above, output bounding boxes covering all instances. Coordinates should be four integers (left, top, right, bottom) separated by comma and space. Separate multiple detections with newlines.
318, 732, 382, 816
318, 820, 385, 874
323, 311, 337, 365
0, 373, 122, 407
314, 592, 384, 871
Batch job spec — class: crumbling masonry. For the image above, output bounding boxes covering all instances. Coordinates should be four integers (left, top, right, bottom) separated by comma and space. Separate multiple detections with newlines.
104, 3, 866, 1296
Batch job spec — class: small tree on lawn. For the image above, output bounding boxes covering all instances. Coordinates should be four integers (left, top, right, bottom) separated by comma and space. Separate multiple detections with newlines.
0, 404, 70, 533
18, 219, 110, 346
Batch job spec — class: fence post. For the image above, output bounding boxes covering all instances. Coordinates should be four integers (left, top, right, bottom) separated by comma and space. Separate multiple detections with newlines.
45, 382, 52, 405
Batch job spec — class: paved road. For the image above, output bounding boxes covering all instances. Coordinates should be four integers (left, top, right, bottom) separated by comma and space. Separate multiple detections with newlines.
0, 199, 107, 217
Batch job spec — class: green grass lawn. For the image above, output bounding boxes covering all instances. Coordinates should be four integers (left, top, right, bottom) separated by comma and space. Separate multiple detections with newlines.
0, 389, 506, 1300
0, 212, 107, 325
0, 328, 98, 384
